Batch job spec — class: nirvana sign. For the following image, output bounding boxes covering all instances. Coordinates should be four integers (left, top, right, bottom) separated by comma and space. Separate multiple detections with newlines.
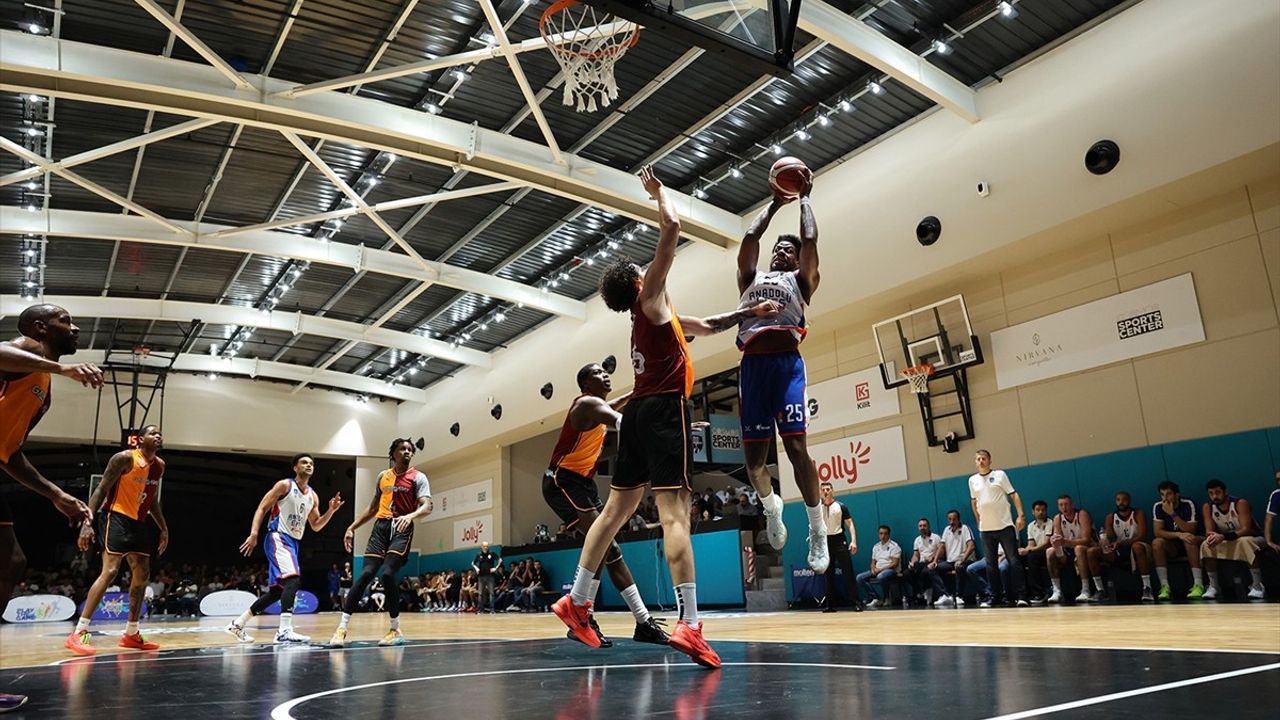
991, 273, 1204, 390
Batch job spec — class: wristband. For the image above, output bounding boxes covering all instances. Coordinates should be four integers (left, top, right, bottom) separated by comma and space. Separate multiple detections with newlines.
799, 197, 811, 205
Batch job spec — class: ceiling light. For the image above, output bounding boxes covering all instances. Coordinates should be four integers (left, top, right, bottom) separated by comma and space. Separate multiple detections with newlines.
541, 285, 549, 294
932, 39, 951, 55
868, 80, 883, 95
210, 344, 219, 355
817, 114, 831, 127
24, 265, 36, 273
24, 127, 41, 137
24, 181, 38, 190
770, 143, 783, 155
23, 280, 35, 288
452, 69, 469, 81
585, 257, 594, 266
426, 102, 442, 115
998, 1, 1018, 18
279, 283, 291, 292
207, 372, 218, 382
494, 312, 506, 323
384, 153, 398, 166
838, 99, 852, 112
25, 204, 37, 213
796, 129, 811, 141
408, 367, 418, 376
729, 166, 743, 179
23, 249, 35, 258
479, 323, 488, 331
25, 94, 41, 103
27, 22, 44, 34
365, 177, 380, 188
551, 280, 559, 288
692, 187, 707, 199
559, 272, 569, 281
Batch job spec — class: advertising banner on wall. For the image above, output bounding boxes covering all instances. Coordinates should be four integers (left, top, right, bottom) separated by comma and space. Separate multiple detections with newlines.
780, 426, 908, 500
3, 594, 76, 623
454, 513, 494, 549
199, 590, 255, 617
709, 414, 745, 465
80, 592, 148, 622
429, 478, 494, 523
265, 590, 318, 615
991, 273, 1204, 390
805, 366, 901, 434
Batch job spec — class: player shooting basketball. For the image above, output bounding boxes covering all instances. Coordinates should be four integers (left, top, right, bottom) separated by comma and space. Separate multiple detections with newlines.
735, 162, 830, 573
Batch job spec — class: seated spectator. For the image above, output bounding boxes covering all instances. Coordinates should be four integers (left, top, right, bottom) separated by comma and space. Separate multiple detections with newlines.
1046, 494, 1099, 603
933, 510, 976, 607
522, 560, 550, 610
738, 493, 759, 518
554, 523, 574, 542
1201, 479, 1265, 601
722, 496, 741, 520
701, 488, 724, 520
460, 571, 478, 612
499, 561, 530, 611
856, 525, 901, 609
1266, 471, 1280, 555
1089, 491, 1153, 602
1152, 481, 1205, 601
904, 518, 944, 606
628, 513, 646, 532
966, 543, 1009, 607
1019, 500, 1052, 604
369, 579, 386, 612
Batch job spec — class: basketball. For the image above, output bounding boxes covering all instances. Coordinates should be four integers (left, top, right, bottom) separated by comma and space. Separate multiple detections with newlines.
769, 156, 810, 199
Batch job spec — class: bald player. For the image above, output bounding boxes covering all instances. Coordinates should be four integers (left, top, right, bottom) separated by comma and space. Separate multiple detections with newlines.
0, 304, 99, 712
68, 425, 170, 655
543, 362, 667, 647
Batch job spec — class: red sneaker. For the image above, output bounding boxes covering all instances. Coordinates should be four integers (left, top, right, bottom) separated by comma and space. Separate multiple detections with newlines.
552, 596, 600, 648
64, 630, 96, 656
119, 632, 159, 650
668, 621, 721, 669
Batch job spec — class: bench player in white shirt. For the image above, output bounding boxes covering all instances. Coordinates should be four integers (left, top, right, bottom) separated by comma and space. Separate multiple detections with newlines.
228, 453, 344, 643
1046, 495, 1100, 603
1201, 479, 1265, 600
1089, 491, 1154, 602
1020, 500, 1052, 603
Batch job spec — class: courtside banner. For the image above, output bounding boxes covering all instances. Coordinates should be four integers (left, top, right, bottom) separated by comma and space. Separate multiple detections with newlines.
3, 594, 76, 623
806, 366, 900, 434
427, 478, 494, 524
81, 591, 148, 621
780, 426, 908, 500
199, 590, 255, 617
266, 590, 318, 615
991, 273, 1204, 390
454, 513, 493, 549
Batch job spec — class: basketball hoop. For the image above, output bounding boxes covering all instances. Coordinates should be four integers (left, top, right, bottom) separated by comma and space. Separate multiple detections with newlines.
900, 363, 935, 395
540, 0, 639, 113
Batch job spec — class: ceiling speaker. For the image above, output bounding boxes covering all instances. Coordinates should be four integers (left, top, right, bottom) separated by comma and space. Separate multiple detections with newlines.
916, 216, 942, 246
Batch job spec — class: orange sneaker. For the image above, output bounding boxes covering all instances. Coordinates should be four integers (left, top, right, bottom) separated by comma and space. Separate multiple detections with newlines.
552, 596, 600, 649
64, 630, 96, 656
668, 620, 721, 669
119, 632, 159, 650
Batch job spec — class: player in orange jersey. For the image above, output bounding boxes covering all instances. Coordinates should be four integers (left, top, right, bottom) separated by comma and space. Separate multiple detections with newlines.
68, 425, 170, 655
0, 303, 99, 712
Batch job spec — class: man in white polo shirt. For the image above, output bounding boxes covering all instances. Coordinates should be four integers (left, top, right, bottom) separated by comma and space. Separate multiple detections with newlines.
969, 450, 1029, 607
933, 509, 975, 607
856, 525, 901, 609
904, 517, 944, 606
1020, 499, 1052, 603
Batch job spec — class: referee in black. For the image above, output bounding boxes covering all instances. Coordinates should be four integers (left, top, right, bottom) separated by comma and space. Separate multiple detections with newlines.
820, 481, 863, 612
472, 542, 502, 613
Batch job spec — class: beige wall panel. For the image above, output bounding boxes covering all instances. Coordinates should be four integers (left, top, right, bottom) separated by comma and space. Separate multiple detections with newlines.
1110, 188, 1257, 276
1002, 235, 1116, 312
1249, 176, 1280, 233
1258, 228, 1280, 321
1018, 363, 1147, 464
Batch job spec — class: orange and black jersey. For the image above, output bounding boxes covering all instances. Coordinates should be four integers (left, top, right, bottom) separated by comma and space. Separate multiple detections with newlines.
0, 372, 51, 464
375, 467, 431, 519
548, 395, 607, 479
107, 449, 164, 522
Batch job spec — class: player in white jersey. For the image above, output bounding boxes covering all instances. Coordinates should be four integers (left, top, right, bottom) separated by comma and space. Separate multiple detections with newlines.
1200, 479, 1265, 600
227, 453, 344, 643
1046, 495, 1100, 603
1089, 491, 1154, 602
735, 168, 830, 574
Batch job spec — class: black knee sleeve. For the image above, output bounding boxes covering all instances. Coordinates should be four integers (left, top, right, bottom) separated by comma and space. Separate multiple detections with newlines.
279, 576, 302, 613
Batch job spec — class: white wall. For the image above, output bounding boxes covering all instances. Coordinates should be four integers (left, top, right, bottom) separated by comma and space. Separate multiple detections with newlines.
402, 0, 1280, 468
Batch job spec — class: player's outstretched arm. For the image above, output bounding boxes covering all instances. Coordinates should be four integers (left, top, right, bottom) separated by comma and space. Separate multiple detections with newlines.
796, 173, 820, 301
0, 338, 104, 388
239, 479, 290, 556
571, 396, 623, 432
0, 449, 91, 527
739, 197, 787, 293
637, 165, 679, 315
679, 299, 781, 337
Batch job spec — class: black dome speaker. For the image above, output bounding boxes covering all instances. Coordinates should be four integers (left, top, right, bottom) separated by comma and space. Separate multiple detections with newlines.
540, 382, 554, 400
601, 355, 617, 374
490, 404, 502, 420
1085, 140, 1120, 175
916, 216, 942, 246
449, 422, 460, 437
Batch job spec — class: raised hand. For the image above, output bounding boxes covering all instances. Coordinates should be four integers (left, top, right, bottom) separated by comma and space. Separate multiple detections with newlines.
799, 167, 814, 198
59, 362, 104, 389
638, 165, 663, 199
328, 492, 345, 513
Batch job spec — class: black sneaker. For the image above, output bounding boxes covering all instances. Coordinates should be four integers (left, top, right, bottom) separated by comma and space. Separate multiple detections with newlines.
632, 617, 670, 645
822, 606, 838, 613
566, 616, 614, 648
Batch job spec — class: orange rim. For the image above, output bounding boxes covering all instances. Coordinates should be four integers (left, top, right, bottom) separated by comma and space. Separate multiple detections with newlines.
540, 0, 640, 60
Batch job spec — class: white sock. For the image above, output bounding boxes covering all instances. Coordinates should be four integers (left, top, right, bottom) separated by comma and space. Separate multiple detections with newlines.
1050, 578, 1061, 592
761, 491, 778, 514
805, 503, 823, 533
76, 617, 91, 634
126, 621, 139, 636
1207, 571, 1219, 591
570, 566, 596, 606
389, 616, 400, 631
1141, 576, 1152, 590
1251, 569, 1263, 587
1191, 568, 1203, 585
279, 612, 292, 632
587, 578, 602, 606
1091, 576, 1103, 593
1156, 567, 1169, 586
338, 612, 352, 630
620, 584, 650, 624
675, 583, 698, 625
234, 610, 252, 628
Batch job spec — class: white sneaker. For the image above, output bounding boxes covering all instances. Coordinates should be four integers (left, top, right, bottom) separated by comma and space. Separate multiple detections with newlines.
955, 596, 965, 607
762, 493, 787, 550
934, 595, 954, 607
274, 629, 310, 644
1047, 589, 1061, 604
1247, 585, 1265, 600
1201, 586, 1219, 601
224, 623, 253, 643
978, 599, 992, 608
1075, 590, 1092, 603
807, 530, 829, 574
866, 598, 880, 609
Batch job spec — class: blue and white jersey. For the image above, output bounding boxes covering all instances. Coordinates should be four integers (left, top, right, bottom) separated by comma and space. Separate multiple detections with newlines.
1152, 498, 1197, 533
1111, 509, 1139, 542
737, 270, 806, 350
267, 479, 316, 540
1210, 497, 1250, 534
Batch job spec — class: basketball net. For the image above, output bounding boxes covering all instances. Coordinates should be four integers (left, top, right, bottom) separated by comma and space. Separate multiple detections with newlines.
540, 0, 639, 113
901, 363, 935, 395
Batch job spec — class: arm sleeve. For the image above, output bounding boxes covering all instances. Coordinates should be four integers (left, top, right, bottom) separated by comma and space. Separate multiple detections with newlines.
841, 504, 850, 522
889, 542, 902, 559
968, 476, 978, 499
1268, 490, 1280, 517
415, 471, 431, 500
999, 471, 1015, 495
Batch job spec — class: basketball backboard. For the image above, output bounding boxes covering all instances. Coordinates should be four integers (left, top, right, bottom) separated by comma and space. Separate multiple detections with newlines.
582, 0, 800, 74
873, 295, 983, 390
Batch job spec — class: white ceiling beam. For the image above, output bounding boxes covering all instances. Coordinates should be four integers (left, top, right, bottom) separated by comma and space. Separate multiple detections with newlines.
0, 207, 587, 320
0, 31, 742, 248
0, 137, 186, 233
68, 349, 425, 402
0, 118, 219, 188
132, 0, 254, 90
799, 0, 979, 122
477, 0, 564, 166
0, 294, 492, 369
